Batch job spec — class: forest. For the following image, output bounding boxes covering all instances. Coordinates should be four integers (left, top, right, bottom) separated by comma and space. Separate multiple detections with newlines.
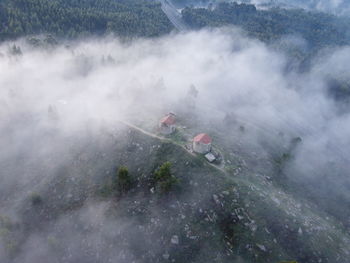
182, 2, 350, 49
1, 0, 350, 51
0, 0, 173, 40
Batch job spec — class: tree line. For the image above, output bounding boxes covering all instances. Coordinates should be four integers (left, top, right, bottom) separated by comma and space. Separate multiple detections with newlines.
0, 0, 174, 41
182, 2, 350, 49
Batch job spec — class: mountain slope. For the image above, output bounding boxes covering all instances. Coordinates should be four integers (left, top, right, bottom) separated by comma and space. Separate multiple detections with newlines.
1, 121, 349, 263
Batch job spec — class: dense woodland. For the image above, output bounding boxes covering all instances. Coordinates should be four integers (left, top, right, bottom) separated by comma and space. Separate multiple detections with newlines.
0, 0, 173, 40
182, 2, 350, 49
1, 0, 350, 50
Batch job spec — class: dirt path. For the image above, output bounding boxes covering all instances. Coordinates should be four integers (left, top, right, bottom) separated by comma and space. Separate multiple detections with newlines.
119, 120, 227, 173
120, 120, 165, 141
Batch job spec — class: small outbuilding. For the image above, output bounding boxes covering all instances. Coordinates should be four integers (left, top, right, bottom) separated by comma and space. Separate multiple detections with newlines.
193, 133, 212, 154
204, 152, 216, 163
159, 113, 176, 134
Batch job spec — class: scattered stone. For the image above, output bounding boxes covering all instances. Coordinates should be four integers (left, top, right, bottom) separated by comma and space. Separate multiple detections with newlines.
250, 224, 257, 232
298, 227, 303, 235
171, 235, 179, 245
213, 194, 220, 205
257, 244, 266, 252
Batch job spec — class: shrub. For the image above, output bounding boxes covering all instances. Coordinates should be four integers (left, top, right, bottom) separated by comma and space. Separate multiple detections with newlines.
29, 192, 43, 206
154, 162, 178, 193
113, 166, 132, 194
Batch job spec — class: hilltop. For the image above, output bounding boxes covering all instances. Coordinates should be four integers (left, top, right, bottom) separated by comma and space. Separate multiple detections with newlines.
1, 117, 349, 263
0, 2, 350, 262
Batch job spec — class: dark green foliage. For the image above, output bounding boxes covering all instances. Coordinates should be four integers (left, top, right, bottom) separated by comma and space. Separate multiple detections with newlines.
168, 130, 187, 144
113, 166, 132, 194
9, 44, 22, 56
29, 192, 43, 206
153, 161, 178, 193
327, 77, 350, 102
0, 0, 173, 41
43, 34, 58, 46
182, 2, 350, 49
290, 137, 302, 151
275, 152, 291, 166
27, 36, 41, 47
291, 137, 302, 145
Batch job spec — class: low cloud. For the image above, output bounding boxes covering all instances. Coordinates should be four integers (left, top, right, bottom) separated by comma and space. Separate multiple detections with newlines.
0, 28, 350, 262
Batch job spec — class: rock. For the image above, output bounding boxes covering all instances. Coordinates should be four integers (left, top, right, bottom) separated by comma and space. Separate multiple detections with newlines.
298, 227, 303, 235
213, 194, 220, 205
250, 224, 257, 232
257, 244, 266, 251
171, 235, 179, 245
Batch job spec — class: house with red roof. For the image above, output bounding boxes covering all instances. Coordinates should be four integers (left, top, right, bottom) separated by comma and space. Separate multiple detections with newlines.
159, 113, 176, 134
193, 133, 212, 154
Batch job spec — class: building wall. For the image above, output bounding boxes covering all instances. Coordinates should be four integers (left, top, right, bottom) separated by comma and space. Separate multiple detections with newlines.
159, 123, 175, 134
193, 142, 211, 154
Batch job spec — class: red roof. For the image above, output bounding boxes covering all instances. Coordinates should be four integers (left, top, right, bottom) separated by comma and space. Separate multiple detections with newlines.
193, 133, 212, 144
160, 114, 176, 125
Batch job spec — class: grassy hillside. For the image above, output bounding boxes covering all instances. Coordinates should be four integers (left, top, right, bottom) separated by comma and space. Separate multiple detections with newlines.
1, 121, 349, 263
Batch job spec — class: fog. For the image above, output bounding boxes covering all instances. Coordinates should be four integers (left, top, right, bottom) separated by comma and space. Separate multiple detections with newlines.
1, 29, 350, 262
174, 0, 350, 15
242, 0, 350, 15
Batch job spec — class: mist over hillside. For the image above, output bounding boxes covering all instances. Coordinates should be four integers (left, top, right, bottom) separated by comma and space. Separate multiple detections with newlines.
1, 28, 350, 262
248, 0, 350, 15
174, 0, 350, 15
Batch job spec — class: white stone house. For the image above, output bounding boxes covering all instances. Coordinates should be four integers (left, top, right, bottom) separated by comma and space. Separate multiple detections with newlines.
193, 133, 212, 154
159, 113, 176, 134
